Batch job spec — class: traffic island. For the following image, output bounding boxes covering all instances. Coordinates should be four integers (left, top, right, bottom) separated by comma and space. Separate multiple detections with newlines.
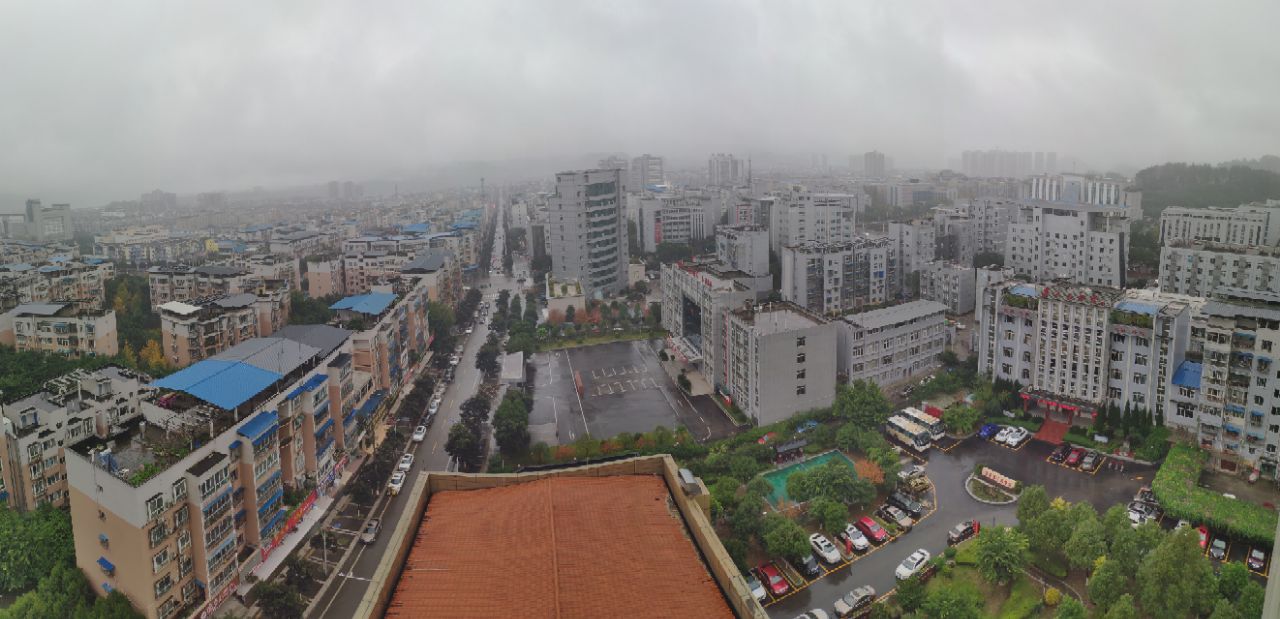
964, 465, 1021, 505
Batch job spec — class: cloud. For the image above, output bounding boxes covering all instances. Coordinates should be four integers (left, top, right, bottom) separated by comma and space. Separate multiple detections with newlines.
0, 0, 1276, 205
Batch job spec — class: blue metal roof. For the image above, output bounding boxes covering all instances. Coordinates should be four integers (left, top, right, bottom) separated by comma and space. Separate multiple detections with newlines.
1171, 361, 1202, 389
357, 390, 386, 418
3, 263, 33, 272
237, 410, 279, 440
37, 265, 63, 273
330, 292, 396, 316
1114, 300, 1158, 316
286, 373, 328, 400
401, 223, 430, 233
151, 360, 283, 410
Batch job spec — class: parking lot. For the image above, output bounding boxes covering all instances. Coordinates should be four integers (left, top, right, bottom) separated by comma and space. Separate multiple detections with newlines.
527, 339, 739, 444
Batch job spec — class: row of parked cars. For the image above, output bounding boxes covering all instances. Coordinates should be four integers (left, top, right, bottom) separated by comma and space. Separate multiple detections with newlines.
1047, 443, 1103, 472
977, 423, 1031, 447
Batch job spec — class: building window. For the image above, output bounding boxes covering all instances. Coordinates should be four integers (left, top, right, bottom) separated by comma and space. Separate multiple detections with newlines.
796, 369, 806, 380
796, 336, 806, 347
171, 479, 187, 502
796, 352, 805, 364
796, 385, 806, 396
146, 494, 165, 521
152, 548, 170, 574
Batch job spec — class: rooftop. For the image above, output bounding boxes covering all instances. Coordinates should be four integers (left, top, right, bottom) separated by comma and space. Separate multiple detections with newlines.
733, 302, 827, 334
384, 475, 734, 619
330, 292, 397, 316
275, 324, 351, 359
843, 300, 949, 330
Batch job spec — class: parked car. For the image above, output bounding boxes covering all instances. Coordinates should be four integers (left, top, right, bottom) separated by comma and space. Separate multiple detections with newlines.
398, 453, 415, 471
1196, 525, 1209, 548
796, 420, 819, 434
888, 491, 924, 518
794, 611, 830, 619
947, 519, 980, 545
758, 563, 789, 596
810, 533, 842, 564
411, 425, 427, 442
833, 585, 876, 618
878, 505, 914, 531
840, 523, 871, 552
855, 516, 888, 544
977, 423, 1001, 440
449, 355, 460, 366
745, 573, 767, 603
1049, 444, 1071, 463
1209, 538, 1228, 560
898, 463, 926, 481
1003, 427, 1030, 446
360, 519, 381, 544
895, 548, 931, 580
1065, 447, 1085, 467
757, 432, 778, 445
902, 476, 931, 496
1248, 548, 1267, 571
793, 553, 821, 578
464, 327, 474, 334
994, 426, 1013, 443
1135, 486, 1157, 504
428, 399, 441, 416
387, 471, 406, 495
1080, 450, 1100, 471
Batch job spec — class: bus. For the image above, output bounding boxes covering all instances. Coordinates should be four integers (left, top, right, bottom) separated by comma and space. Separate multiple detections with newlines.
886, 416, 933, 452
897, 406, 946, 442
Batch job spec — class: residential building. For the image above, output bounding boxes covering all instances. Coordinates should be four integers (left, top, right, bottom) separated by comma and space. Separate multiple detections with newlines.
1006, 176, 1135, 288
139, 190, 177, 213
768, 186, 859, 252
267, 230, 330, 258
887, 181, 955, 208
964, 197, 1015, 256
708, 153, 742, 187
147, 265, 253, 309
630, 154, 664, 189
399, 251, 462, 306
0, 303, 118, 357
215, 254, 301, 292
360, 455, 759, 619
159, 295, 260, 368
95, 227, 204, 266
660, 261, 758, 392
0, 199, 73, 242
725, 303, 837, 425
597, 155, 628, 174
715, 225, 770, 278
887, 219, 936, 277
961, 149, 1056, 178
1159, 202, 1280, 247
918, 262, 977, 314
547, 169, 629, 298
864, 151, 887, 178
330, 280, 431, 392
836, 300, 948, 388
780, 237, 896, 316
634, 193, 714, 253
933, 207, 975, 266
1159, 241, 1280, 303
0, 258, 114, 311
0, 367, 152, 511
305, 255, 343, 298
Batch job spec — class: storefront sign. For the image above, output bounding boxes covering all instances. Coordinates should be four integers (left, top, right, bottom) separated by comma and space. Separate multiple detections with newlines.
197, 575, 239, 619
259, 490, 318, 561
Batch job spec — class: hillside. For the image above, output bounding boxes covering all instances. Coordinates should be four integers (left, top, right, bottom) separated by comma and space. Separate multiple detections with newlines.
1133, 162, 1280, 216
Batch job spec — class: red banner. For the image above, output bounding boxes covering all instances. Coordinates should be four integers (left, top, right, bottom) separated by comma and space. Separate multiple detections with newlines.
260, 490, 318, 561
197, 575, 239, 619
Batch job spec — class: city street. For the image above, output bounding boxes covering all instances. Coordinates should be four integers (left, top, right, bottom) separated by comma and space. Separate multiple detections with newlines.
309, 225, 519, 618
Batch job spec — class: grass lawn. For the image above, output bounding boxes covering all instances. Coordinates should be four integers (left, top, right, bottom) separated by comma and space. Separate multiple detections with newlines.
925, 566, 1049, 619
1031, 551, 1068, 578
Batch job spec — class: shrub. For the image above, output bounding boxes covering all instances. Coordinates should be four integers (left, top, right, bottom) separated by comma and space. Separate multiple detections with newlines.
1044, 587, 1062, 607
944, 546, 957, 560
1152, 444, 1277, 544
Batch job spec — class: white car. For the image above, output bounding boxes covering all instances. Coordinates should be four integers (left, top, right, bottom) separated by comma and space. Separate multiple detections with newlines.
428, 399, 441, 416
745, 574, 767, 603
1003, 427, 1029, 446
465, 327, 474, 335
809, 533, 841, 564
994, 426, 1013, 443
894, 548, 931, 580
397, 453, 414, 471
387, 470, 406, 495
411, 425, 427, 442
842, 523, 871, 552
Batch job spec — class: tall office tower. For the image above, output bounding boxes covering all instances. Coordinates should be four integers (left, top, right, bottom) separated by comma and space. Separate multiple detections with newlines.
630, 154, 664, 190
780, 237, 896, 315
598, 155, 628, 174
768, 186, 859, 252
547, 169, 629, 298
1007, 174, 1135, 288
864, 151, 887, 178
708, 153, 741, 187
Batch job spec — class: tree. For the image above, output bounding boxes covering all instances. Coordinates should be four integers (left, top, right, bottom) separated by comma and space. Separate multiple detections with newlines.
1101, 504, 1131, 546
808, 497, 848, 532
973, 251, 1004, 268
761, 514, 808, 562
1054, 597, 1086, 619
786, 461, 875, 506
1218, 561, 1250, 601
444, 423, 483, 470
565, 305, 576, 323
1025, 502, 1071, 561
251, 581, 306, 619
288, 290, 335, 325
1109, 521, 1163, 573
894, 575, 926, 613
1016, 484, 1050, 528
493, 392, 531, 455
710, 477, 741, 513
509, 295, 522, 322
139, 339, 166, 372
728, 494, 766, 540
1237, 581, 1264, 619
0, 504, 76, 593
284, 555, 322, 591
1088, 557, 1128, 612
1138, 528, 1217, 619
975, 525, 1028, 584
120, 342, 137, 368
1208, 599, 1241, 619
460, 395, 492, 430
1104, 594, 1137, 619
1064, 517, 1107, 571
942, 405, 982, 434
921, 580, 982, 619
832, 380, 892, 427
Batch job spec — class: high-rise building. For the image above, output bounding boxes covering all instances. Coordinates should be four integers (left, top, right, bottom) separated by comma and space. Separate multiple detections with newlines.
715, 225, 770, 278
960, 150, 1057, 178
1158, 202, 1280, 247
707, 153, 742, 187
918, 262, 977, 314
547, 169, 629, 298
836, 300, 949, 388
863, 151, 887, 178
597, 155, 628, 174
725, 303, 838, 425
887, 219, 936, 278
768, 186, 859, 252
780, 237, 896, 315
963, 197, 1015, 256
630, 154, 664, 190
0, 199, 73, 242
1006, 175, 1136, 288
140, 190, 177, 213
1159, 242, 1280, 303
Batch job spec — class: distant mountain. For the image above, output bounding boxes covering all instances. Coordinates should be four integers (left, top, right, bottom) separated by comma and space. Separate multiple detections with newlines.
1218, 154, 1280, 175
1132, 162, 1280, 216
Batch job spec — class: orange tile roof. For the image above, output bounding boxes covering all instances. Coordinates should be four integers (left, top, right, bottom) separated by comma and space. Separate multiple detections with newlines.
385, 475, 735, 619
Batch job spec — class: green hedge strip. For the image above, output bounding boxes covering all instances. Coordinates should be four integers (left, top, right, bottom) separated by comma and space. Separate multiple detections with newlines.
1151, 443, 1277, 545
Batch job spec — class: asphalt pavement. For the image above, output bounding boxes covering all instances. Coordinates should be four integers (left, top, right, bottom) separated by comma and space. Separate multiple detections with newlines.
309, 228, 519, 618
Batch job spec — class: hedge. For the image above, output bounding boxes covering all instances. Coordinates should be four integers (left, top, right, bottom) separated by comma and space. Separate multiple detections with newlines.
1151, 443, 1277, 544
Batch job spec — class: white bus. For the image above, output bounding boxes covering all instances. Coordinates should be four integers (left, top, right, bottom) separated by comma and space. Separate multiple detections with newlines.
897, 407, 946, 441
886, 416, 933, 452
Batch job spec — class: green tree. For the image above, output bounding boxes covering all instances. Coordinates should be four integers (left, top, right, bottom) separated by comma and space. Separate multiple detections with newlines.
1064, 517, 1107, 571
1088, 557, 1129, 612
1103, 594, 1137, 619
921, 580, 982, 619
444, 422, 483, 470
894, 575, 927, 613
1016, 485, 1050, 528
493, 392, 531, 455
0, 504, 76, 592
761, 514, 809, 562
1237, 581, 1264, 619
832, 380, 893, 427
710, 477, 741, 513
728, 494, 766, 540
1109, 521, 1164, 573
288, 290, 336, 325
1054, 597, 1087, 619
564, 304, 576, 323
1025, 502, 1072, 561
0, 563, 92, 618
1208, 599, 1241, 619
975, 525, 1029, 584
251, 581, 306, 619
1101, 503, 1132, 546
1218, 561, 1250, 601
745, 477, 771, 498
808, 497, 848, 533
942, 405, 982, 434
460, 395, 492, 430
1137, 528, 1217, 619
786, 460, 875, 506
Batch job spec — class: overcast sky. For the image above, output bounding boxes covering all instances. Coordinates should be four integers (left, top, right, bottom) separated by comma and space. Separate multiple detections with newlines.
2, 1, 1277, 207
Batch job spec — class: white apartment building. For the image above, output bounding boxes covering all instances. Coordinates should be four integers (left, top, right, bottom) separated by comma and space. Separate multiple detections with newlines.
780, 237, 895, 316
1024, 174, 1140, 212
1006, 197, 1131, 288
887, 219, 936, 277
725, 303, 837, 425
660, 261, 758, 392
708, 153, 742, 187
1159, 242, 1280, 303
0, 303, 118, 357
634, 193, 714, 253
1159, 202, 1280, 247
768, 187, 859, 253
547, 169, 630, 298
918, 262, 976, 314
933, 207, 975, 266
836, 300, 948, 388
964, 197, 1015, 256
630, 154, 664, 190
715, 225, 770, 278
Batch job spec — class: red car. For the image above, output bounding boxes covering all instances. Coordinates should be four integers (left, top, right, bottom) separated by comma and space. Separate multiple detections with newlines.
1196, 525, 1209, 548
1065, 447, 1085, 467
855, 516, 889, 544
757, 432, 778, 445
757, 562, 789, 596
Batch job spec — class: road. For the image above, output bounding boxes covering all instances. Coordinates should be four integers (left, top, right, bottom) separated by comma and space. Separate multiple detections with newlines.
310, 221, 520, 618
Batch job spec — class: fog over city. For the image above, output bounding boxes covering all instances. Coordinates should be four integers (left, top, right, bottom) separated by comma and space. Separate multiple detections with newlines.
2, 0, 1278, 205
